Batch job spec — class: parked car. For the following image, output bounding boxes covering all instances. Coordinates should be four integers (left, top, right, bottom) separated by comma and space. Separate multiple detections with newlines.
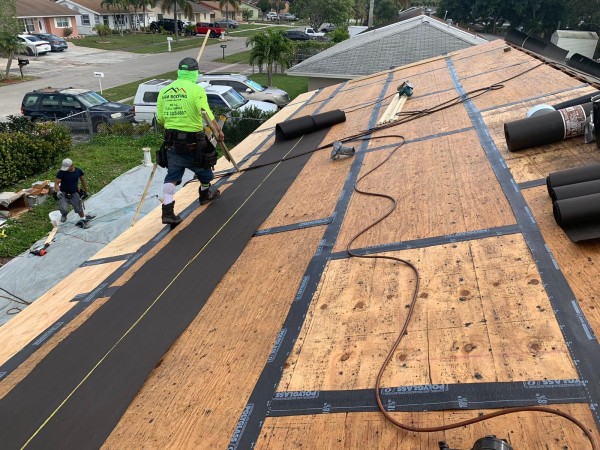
31, 33, 68, 52
198, 73, 290, 107
320, 23, 337, 33
17, 34, 51, 56
133, 79, 278, 125
149, 19, 191, 35
195, 22, 225, 38
21, 87, 135, 130
278, 13, 297, 21
304, 27, 325, 38
283, 30, 312, 41
266, 12, 279, 21
216, 19, 239, 28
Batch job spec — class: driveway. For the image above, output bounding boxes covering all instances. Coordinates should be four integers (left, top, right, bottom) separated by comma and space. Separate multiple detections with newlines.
0, 36, 251, 121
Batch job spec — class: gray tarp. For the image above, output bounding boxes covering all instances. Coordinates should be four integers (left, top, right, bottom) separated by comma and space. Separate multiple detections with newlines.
0, 164, 194, 326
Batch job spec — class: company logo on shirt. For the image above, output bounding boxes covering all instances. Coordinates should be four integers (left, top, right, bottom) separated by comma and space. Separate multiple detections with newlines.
163, 86, 188, 99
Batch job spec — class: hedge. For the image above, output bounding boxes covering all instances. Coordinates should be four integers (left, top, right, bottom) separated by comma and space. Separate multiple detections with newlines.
0, 116, 71, 189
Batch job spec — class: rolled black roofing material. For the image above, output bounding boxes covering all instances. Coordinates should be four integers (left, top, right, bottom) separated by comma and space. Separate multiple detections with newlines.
567, 53, 600, 79
550, 179, 600, 201
505, 28, 568, 62
552, 90, 600, 110
553, 193, 600, 242
546, 162, 600, 194
504, 103, 592, 152
276, 109, 346, 141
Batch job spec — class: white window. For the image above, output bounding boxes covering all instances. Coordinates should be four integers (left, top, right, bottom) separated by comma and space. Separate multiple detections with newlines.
94, 14, 101, 24
55, 17, 70, 28
103, 15, 109, 25
21, 18, 34, 32
81, 14, 90, 25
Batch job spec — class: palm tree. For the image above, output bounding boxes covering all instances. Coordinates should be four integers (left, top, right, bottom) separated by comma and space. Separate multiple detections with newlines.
159, 0, 193, 42
101, 0, 125, 35
219, 0, 240, 22
246, 29, 294, 86
0, 32, 25, 79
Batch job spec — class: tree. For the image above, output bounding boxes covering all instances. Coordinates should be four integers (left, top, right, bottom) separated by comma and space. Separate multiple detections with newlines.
0, 0, 18, 35
220, 0, 241, 21
257, 0, 271, 18
101, 0, 125, 35
0, 32, 25, 79
375, 0, 398, 24
294, 0, 355, 31
159, 0, 193, 42
246, 29, 294, 86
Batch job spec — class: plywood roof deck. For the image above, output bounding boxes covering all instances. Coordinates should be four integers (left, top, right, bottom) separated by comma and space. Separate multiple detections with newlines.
2, 39, 600, 449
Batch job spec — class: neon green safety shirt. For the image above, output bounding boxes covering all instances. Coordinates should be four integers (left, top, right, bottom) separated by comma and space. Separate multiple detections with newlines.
156, 69, 215, 132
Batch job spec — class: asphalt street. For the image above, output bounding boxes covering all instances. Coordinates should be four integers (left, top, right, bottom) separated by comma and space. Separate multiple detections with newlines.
0, 35, 251, 121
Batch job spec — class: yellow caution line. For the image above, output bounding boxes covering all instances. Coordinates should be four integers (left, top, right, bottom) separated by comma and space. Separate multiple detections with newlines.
22, 136, 304, 449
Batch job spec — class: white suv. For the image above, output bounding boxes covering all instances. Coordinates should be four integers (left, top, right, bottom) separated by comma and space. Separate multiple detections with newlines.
197, 73, 290, 107
133, 79, 278, 124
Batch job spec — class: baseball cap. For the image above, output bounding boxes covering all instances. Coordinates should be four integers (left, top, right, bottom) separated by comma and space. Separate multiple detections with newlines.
178, 57, 199, 71
61, 158, 73, 171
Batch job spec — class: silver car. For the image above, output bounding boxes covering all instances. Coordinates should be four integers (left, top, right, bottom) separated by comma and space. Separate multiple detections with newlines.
198, 73, 290, 107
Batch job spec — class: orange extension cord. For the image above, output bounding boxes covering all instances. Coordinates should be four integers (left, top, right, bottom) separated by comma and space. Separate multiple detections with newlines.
344, 135, 599, 450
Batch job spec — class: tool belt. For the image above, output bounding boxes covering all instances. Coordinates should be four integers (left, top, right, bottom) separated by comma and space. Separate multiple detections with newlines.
164, 129, 217, 170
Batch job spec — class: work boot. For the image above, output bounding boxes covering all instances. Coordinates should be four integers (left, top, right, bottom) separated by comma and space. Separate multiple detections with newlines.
162, 201, 182, 224
199, 184, 220, 205
61, 214, 67, 223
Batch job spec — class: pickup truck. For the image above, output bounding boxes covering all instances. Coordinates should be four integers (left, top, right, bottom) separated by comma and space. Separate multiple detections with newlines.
195, 22, 225, 38
304, 27, 325, 38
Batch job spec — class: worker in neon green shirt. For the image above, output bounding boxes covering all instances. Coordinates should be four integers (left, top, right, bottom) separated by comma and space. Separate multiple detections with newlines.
157, 57, 225, 225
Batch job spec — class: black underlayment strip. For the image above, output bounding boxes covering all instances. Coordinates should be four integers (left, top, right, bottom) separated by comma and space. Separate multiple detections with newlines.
0, 127, 330, 449
227, 74, 394, 450
268, 379, 589, 416
0, 90, 321, 388
447, 57, 600, 430
253, 216, 334, 237
329, 225, 521, 260
518, 178, 547, 190
79, 253, 136, 267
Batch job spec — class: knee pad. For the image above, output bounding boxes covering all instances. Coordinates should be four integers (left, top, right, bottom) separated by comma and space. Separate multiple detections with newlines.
163, 182, 176, 204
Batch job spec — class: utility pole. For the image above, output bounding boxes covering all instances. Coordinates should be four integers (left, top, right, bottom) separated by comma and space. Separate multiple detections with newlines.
174, 1, 179, 43
368, 0, 375, 27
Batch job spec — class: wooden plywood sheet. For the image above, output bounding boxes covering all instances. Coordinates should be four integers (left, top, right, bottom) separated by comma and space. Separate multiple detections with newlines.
523, 186, 600, 338
255, 406, 598, 449
279, 235, 576, 393
334, 130, 514, 252
102, 227, 325, 449
260, 77, 388, 229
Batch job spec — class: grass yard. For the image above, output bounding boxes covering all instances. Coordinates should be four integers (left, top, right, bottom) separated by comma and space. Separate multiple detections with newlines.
0, 133, 162, 259
73, 32, 223, 54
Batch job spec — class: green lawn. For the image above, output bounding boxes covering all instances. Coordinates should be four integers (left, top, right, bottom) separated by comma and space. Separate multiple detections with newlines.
0, 133, 163, 259
73, 32, 224, 54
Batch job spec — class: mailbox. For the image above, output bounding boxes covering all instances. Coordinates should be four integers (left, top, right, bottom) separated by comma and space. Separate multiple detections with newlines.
17, 58, 29, 67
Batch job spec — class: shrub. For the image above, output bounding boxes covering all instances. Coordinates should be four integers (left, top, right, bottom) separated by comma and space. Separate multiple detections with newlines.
63, 27, 73, 37
93, 24, 111, 39
0, 119, 71, 188
222, 106, 275, 148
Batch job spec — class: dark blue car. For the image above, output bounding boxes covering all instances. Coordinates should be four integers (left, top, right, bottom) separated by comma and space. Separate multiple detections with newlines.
32, 33, 68, 52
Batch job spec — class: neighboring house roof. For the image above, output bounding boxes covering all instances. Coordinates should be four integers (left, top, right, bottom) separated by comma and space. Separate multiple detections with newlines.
552, 30, 599, 40
199, 1, 234, 11
187, 1, 212, 14
287, 14, 488, 79
17, 0, 79, 18
56, 0, 130, 14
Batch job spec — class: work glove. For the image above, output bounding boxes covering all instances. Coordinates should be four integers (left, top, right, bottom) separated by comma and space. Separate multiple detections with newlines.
80, 190, 89, 200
